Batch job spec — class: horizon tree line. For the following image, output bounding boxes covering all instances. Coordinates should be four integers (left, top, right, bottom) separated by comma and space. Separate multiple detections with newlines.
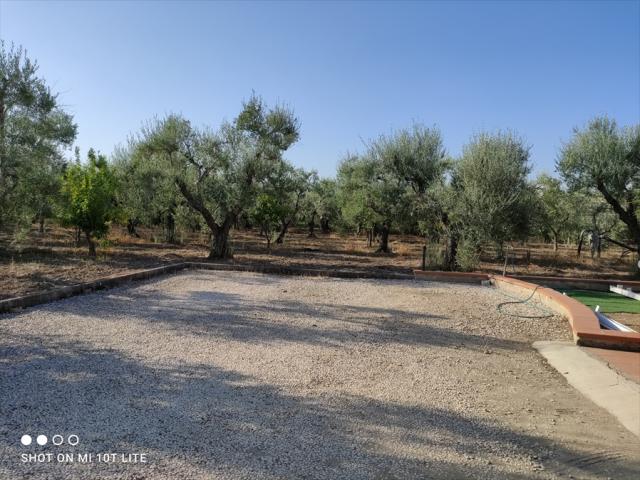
1, 41, 638, 270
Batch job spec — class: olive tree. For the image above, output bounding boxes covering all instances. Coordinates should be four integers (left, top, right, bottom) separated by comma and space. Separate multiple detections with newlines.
302, 177, 339, 237
250, 193, 282, 250
535, 174, 581, 251
112, 142, 182, 241
260, 161, 314, 244
135, 96, 299, 258
453, 131, 533, 260
0, 41, 76, 230
558, 116, 640, 257
337, 125, 447, 252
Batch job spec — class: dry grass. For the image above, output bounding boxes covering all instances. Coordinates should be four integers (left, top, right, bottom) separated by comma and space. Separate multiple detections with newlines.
0, 223, 636, 300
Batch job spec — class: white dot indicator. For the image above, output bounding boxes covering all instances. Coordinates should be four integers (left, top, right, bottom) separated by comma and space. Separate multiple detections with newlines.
20, 435, 32, 446
52, 435, 64, 446
36, 435, 47, 446
68, 435, 79, 446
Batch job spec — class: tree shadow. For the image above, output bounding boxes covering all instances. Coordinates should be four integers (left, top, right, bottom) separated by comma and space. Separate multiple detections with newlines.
1, 332, 638, 479
30, 274, 526, 353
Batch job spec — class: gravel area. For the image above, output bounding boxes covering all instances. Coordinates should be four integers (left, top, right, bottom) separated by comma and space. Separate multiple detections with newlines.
1, 270, 638, 479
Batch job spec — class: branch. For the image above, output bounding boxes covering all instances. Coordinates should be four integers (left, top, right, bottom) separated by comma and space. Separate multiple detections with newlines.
174, 178, 219, 233
596, 179, 640, 237
604, 235, 637, 252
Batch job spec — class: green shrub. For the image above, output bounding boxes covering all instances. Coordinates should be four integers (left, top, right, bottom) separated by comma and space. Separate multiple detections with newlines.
456, 239, 480, 272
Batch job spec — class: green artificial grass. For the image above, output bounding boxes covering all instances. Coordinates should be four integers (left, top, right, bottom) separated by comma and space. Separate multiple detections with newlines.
564, 290, 640, 314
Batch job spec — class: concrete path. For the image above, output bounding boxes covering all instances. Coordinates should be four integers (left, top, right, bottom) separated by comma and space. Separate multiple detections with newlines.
534, 341, 640, 437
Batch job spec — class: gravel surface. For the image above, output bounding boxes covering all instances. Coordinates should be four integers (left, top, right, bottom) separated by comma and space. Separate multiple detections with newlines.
1, 270, 638, 479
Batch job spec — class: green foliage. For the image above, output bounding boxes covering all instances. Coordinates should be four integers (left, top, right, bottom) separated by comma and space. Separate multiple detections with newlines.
534, 174, 579, 247
133, 95, 300, 258
111, 141, 183, 241
302, 177, 339, 234
337, 124, 447, 251
261, 160, 314, 242
336, 155, 382, 233
0, 40, 76, 229
558, 117, 638, 195
455, 238, 481, 272
60, 149, 118, 255
250, 193, 283, 249
558, 116, 640, 252
453, 131, 533, 253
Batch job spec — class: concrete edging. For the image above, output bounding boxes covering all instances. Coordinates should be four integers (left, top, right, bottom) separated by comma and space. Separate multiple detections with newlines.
413, 270, 490, 283
413, 269, 640, 351
3, 264, 639, 351
491, 275, 640, 351
0, 262, 413, 314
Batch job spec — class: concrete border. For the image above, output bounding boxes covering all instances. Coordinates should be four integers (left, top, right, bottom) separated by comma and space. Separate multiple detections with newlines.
0, 262, 412, 314
413, 270, 490, 283
413, 269, 640, 351
3, 264, 639, 351
510, 274, 640, 292
491, 275, 640, 351
534, 341, 640, 437
0, 263, 188, 314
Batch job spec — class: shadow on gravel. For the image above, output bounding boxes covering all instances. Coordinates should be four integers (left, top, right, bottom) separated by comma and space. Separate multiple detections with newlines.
30, 287, 526, 354
1, 333, 639, 480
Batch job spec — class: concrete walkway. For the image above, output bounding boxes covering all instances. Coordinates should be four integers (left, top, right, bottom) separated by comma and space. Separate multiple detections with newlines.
534, 341, 640, 437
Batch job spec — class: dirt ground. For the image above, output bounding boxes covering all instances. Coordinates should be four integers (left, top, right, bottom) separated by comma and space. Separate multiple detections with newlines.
1, 271, 638, 479
1, 225, 637, 300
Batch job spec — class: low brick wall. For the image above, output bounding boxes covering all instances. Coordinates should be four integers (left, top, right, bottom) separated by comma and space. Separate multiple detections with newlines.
491, 276, 640, 352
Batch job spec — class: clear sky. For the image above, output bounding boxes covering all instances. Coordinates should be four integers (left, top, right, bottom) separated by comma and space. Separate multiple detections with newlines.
1, 0, 638, 178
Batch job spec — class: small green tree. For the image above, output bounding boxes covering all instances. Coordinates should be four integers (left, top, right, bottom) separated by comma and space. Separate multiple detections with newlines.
337, 125, 447, 252
260, 161, 314, 244
60, 149, 118, 256
336, 155, 379, 238
558, 116, 640, 257
251, 193, 282, 250
535, 174, 578, 251
112, 142, 182, 242
303, 178, 339, 237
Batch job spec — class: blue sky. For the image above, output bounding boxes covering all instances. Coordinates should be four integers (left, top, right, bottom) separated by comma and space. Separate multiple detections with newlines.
1, 0, 638, 178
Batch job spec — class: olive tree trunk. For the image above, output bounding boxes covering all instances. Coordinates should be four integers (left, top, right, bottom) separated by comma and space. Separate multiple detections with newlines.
444, 234, 458, 271
308, 212, 316, 237
376, 223, 390, 253
85, 230, 96, 257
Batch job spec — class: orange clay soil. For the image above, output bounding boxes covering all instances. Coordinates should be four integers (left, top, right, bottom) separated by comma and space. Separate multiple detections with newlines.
0, 224, 637, 300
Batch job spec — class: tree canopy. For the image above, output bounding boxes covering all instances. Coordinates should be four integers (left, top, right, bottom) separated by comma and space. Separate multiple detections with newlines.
0, 40, 76, 228
558, 116, 640, 255
60, 149, 118, 256
133, 95, 300, 258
